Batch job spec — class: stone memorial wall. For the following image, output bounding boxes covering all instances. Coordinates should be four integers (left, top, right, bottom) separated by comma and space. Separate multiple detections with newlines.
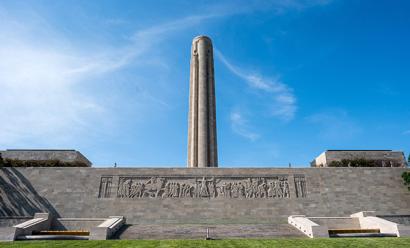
0, 167, 409, 224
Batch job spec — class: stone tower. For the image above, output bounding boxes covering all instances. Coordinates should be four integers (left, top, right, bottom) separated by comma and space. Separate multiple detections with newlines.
187, 36, 218, 168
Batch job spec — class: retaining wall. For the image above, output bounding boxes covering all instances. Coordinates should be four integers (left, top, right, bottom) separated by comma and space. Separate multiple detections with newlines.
0, 167, 409, 225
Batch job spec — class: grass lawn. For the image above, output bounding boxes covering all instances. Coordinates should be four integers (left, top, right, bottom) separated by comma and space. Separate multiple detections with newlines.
1, 238, 410, 248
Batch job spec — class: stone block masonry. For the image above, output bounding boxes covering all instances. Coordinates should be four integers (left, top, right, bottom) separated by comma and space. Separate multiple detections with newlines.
0, 167, 409, 225
187, 36, 218, 168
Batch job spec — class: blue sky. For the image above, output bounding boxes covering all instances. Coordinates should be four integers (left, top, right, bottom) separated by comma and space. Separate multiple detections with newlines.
0, 0, 409, 167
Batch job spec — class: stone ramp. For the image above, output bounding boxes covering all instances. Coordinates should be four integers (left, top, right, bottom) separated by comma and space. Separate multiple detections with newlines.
309, 217, 361, 229
0, 217, 32, 228
115, 224, 305, 239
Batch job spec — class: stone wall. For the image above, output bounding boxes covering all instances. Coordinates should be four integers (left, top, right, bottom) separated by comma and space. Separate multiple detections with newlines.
0, 167, 409, 225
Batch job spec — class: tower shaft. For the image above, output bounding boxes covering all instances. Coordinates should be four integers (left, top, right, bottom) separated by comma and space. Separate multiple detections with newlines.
187, 36, 218, 168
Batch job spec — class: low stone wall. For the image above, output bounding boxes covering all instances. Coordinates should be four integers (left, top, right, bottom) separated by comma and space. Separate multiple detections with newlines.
51, 218, 107, 231
0, 167, 409, 225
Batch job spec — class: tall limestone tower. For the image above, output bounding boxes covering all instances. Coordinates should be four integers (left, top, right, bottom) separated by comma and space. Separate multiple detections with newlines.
187, 36, 218, 168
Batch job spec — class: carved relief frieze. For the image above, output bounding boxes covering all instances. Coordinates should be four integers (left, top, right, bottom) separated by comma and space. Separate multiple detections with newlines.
97, 175, 306, 199
98, 176, 113, 198
294, 175, 307, 198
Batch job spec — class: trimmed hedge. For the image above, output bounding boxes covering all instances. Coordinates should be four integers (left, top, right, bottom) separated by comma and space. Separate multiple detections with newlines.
0, 156, 88, 167
403, 171, 410, 191
328, 159, 402, 167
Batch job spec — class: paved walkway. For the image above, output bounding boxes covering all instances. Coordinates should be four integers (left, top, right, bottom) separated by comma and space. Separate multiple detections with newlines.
116, 224, 305, 239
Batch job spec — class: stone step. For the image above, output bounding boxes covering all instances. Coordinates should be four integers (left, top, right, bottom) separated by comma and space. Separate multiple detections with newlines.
331, 233, 397, 238
16, 235, 89, 240
115, 224, 305, 240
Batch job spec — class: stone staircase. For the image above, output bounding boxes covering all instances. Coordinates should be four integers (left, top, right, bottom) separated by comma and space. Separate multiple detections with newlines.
115, 224, 304, 239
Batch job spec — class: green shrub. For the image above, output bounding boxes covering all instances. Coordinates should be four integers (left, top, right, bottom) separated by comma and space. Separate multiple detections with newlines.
328, 161, 344, 167
328, 159, 401, 167
1, 158, 88, 167
403, 171, 410, 191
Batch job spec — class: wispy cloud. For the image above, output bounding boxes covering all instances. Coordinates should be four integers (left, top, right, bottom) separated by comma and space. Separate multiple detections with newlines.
75, 0, 334, 75
230, 110, 260, 141
84, 14, 218, 74
40, 5, 245, 77
307, 110, 362, 140
0, 5, 233, 147
0, 12, 105, 146
216, 50, 297, 121
0, 0, 331, 149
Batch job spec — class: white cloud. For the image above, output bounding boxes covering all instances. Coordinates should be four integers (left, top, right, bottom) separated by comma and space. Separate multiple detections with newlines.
0, 16, 105, 146
216, 50, 297, 121
307, 110, 362, 140
0, 6, 232, 147
230, 110, 260, 141
74, 14, 220, 75
0, 0, 331, 148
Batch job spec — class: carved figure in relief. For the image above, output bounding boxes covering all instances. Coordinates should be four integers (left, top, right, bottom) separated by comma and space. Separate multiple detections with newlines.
208, 177, 217, 198
179, 183, 185, 197
231, 182, 239, 198
277, 178, 284, 198
186, 183, 193, 197
168, 182, 174, 197
219, 182, 231, 198
162, 182, 171, 198
170, 182, 180, 197
198, 177, 209, 197
267, 181, 275, 198
118, 179, 132, 198
144, 177, 166, 198
268, 180, 281, 198
279, 177, 290, 198
246, 178, 259, 198
244, 179, 252, 198
239, 182, 245, 198
130, 181, 144, 198
193, 180, 201, 198
258, 179, 268, 198
284, 178, 290, 198
180, 183, 192, 197
237, 182, 244, 198
162, 182, 179, 198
